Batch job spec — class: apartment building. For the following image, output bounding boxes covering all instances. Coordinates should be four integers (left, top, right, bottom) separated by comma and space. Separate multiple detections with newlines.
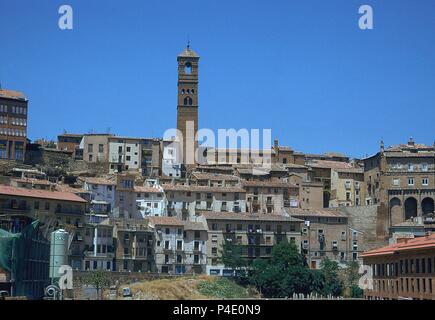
81, 134, 112, 164
307, 159, 355, 208
242, 180, 299, 213
135, 179, 167, 218
272, 139, 305, 165
113, 218, 155, 272
198, 211, 303, 276
80, 176, 116, 214
141, 138, 162, 177
363, 138, 435, 236
0, 185, 87, 269
329, 167, 365, 207
162, 139, 182, 178
189, 172, 240, 187
83, 217, 115, 271
149, 216, 207, 274
362, 234, 435, 300
0, 89, 28, 161
108, 136, 142, 174
299, 181, 324, 210
287, 208, 364, 269
57, 133, 83, 153
163, 184, 247, 220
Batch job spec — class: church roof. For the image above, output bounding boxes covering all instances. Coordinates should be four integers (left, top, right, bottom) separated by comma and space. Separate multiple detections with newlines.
178, 46, 199, 58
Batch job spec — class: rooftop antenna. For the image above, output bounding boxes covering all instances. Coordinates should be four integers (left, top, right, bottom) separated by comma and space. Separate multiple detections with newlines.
187, 35, 191, 49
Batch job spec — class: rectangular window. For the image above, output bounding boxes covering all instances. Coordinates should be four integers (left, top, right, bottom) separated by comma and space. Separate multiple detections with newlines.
408, 178, 414, 186
88, 144, 93, 153
422, 178, 429, 186
392, 178, 399, 186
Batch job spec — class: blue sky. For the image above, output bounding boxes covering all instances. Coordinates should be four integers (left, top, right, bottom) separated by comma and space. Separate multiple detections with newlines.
0, 0, 434, 158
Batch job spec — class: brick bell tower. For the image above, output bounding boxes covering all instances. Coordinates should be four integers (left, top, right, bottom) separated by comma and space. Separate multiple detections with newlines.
176, 42, 199, 165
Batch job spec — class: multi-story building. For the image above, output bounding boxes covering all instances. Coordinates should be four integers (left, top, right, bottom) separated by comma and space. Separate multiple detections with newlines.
198, 211, 302, 276
83, 217, 115, 271
287, 208, 364, 268
162, 139, 183, 178
141, 138, 162, 177
299, 181, 324, 210
189, 172, 240, 187
57, 133, 83, 153
242, 180, 299, 213
0, 185, 87, 269
108, 136, 142, 174
80, 133, 112, 164
363, 138, 435, 236
80, 176, 116, 214
112, 218, 155, 272
135, 179, 167, 218
0, 89, 28, 161
149, 216, 207, 274
307, 159, 356, 208
329, 167, 365, 207
163, 184, 247, 220
362, 234, 435, 300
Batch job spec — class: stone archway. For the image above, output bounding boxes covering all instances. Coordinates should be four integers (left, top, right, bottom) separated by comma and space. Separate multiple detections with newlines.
404, 197, 418, 220
422, 197, 435, 215
390, 197, 402, 226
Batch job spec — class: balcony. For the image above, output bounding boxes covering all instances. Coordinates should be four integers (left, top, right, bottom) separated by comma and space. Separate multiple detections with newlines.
0, 206, 31, 215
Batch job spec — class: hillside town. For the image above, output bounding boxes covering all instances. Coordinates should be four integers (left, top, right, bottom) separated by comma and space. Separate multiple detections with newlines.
0, 46, 434, 300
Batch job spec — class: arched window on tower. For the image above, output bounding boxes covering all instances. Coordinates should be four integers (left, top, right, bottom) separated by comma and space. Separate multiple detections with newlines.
184, 62, 192, 74
181, 89, 185, 94
184, 97, 193, 106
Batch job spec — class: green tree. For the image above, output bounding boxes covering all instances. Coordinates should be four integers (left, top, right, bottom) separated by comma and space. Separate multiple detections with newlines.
345, 261, 363, 298
219, 241, 247, 279
82, 269, 111, 300
319, 257, 343, 297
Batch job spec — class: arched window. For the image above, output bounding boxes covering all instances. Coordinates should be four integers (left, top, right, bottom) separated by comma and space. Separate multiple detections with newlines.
186, 89, 190, 94
181, 89, 185, 95
191, 89, 195, 94
184, 62, 192, 74
183, 97, 193, 106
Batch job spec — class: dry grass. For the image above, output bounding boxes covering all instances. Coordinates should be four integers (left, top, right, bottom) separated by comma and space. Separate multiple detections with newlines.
127, 275, 218, 300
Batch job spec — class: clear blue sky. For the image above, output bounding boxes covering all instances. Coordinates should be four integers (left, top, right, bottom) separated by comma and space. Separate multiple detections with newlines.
1, 0, 434, 158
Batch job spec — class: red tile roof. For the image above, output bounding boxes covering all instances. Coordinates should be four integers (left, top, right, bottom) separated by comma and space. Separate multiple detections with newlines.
0, 185, 87, 203
361, 234, 435, 258
134, 186, 162, 194
148, 216, 185, 226
0, 89, 27, 100
308, 160, 353, 170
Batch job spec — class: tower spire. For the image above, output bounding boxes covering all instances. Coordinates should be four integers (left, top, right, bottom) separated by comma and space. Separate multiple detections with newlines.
187, 36, 191, 50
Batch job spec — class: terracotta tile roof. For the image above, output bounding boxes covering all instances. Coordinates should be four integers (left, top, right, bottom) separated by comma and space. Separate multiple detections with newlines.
199, 211, 303, 222
191, 172, 240, 181
148, 216, 185, 226
0, 185, 87, 203
285, 208, 346, 218
162, 184, 245, 193
11, 178, 53, 186
333, 167, 364, 174
80, 176, 116, 186
361, 234, 435, 258
308, 160, 353, 170
242, 180, 298, 188
0, 89, 27, 101
183, 221, 207, 231
55, 184, 87, 194
384, 151, 435, 158
134, 186, 162, 194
